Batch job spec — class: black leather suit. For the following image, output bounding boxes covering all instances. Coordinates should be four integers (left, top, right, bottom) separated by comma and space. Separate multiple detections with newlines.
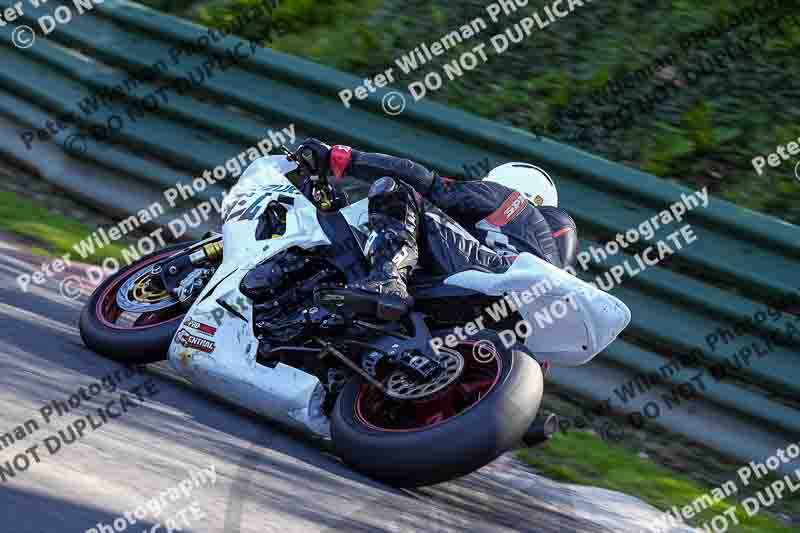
345, 151, 579, 275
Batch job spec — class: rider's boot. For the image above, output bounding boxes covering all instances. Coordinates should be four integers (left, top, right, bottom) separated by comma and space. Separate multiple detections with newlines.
316, 177, 420, 321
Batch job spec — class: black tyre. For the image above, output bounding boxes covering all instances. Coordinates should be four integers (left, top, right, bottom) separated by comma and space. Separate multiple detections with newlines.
79, 243, 193, 364
330, 330, 543, 487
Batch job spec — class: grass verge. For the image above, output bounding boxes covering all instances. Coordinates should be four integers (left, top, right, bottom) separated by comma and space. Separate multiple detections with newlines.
0, 191, 127, 265
519, 431, 797, 533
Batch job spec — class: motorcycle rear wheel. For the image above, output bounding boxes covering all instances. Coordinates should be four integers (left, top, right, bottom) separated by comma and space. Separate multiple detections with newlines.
330, 330, 543, 487
79, 243, 192, 364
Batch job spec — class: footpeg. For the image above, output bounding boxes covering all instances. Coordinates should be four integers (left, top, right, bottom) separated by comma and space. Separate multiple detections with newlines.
375, 295, 410, 321
314, 287, 411, 321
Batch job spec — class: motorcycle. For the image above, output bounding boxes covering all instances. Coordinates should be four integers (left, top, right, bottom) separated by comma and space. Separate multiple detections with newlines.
80, 150, 630, 487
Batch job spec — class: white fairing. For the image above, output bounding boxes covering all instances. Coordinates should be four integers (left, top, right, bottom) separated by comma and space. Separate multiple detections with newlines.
167, 156, 332, 437
219, 156, 331, 267
166, 155, 630, 439
444, 253, 631, 366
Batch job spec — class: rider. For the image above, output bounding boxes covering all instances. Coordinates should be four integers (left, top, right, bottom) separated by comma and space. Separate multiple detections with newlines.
296, 138, 579, 320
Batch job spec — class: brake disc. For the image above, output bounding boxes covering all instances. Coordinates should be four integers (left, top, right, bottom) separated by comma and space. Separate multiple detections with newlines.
117, 266, 179, 313
384, 348, 465, 401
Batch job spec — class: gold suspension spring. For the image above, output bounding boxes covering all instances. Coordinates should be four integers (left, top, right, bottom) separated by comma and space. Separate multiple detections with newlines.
203, 241, 224, 262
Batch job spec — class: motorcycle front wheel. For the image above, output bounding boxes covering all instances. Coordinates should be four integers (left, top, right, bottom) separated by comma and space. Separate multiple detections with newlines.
79, 243, 193, 364
330, 330, 543, 487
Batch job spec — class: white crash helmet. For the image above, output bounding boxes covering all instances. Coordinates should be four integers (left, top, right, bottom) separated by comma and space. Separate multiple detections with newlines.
484, 162, 558, 208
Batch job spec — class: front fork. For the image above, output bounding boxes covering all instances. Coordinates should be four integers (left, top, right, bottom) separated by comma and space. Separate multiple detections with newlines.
188, 237, 224, 264
155, 234, 224, 300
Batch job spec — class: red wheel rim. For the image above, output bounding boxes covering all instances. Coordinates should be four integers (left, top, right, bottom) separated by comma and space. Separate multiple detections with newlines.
95, 251, 186, 330
354, 340, 503, 433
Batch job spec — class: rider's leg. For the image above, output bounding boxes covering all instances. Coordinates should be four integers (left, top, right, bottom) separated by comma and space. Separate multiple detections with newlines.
319, 176, 420, 321
316, 177, 513, 320
418, 202, 513, 276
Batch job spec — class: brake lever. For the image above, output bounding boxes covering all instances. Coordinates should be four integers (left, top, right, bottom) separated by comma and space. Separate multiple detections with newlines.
280, 144, 337, 210
280, 144, 317, 177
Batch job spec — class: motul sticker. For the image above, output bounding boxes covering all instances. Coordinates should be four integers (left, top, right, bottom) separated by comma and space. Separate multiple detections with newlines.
176, 329, 216, 353
186, 319, 217, 336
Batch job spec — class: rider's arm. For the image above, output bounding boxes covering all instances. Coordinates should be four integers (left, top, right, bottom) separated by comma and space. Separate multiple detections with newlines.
295, 138, 511, 220
294, 138, 436, 195
345, 150, 509, 223
425, 177, 516, 224
347, 150, 436, 193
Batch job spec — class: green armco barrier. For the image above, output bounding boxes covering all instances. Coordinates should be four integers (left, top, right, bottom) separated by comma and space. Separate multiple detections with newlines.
601, 339, 800, 438
0, 0, 797, 465
95, 0, 800, 258
32, 0, 797, 303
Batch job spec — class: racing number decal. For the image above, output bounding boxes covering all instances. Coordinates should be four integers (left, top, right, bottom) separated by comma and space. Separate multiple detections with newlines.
225, 184, 298, 223
226, 192, 271, 223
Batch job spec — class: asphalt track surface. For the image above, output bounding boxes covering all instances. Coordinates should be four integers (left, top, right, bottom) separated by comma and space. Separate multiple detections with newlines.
0, 233, 696, 533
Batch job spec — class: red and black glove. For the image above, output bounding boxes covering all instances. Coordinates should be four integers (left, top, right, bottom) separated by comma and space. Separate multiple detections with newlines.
296, 138, 331, 176
296, 138, 354, 180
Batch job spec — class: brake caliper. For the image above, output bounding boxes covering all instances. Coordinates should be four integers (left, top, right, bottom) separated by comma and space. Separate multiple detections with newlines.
395, 350, 444, 381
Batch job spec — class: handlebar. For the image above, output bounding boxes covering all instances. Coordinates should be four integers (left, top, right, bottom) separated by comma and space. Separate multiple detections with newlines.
280, 145, 318, 177
280, 144, 343, 211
